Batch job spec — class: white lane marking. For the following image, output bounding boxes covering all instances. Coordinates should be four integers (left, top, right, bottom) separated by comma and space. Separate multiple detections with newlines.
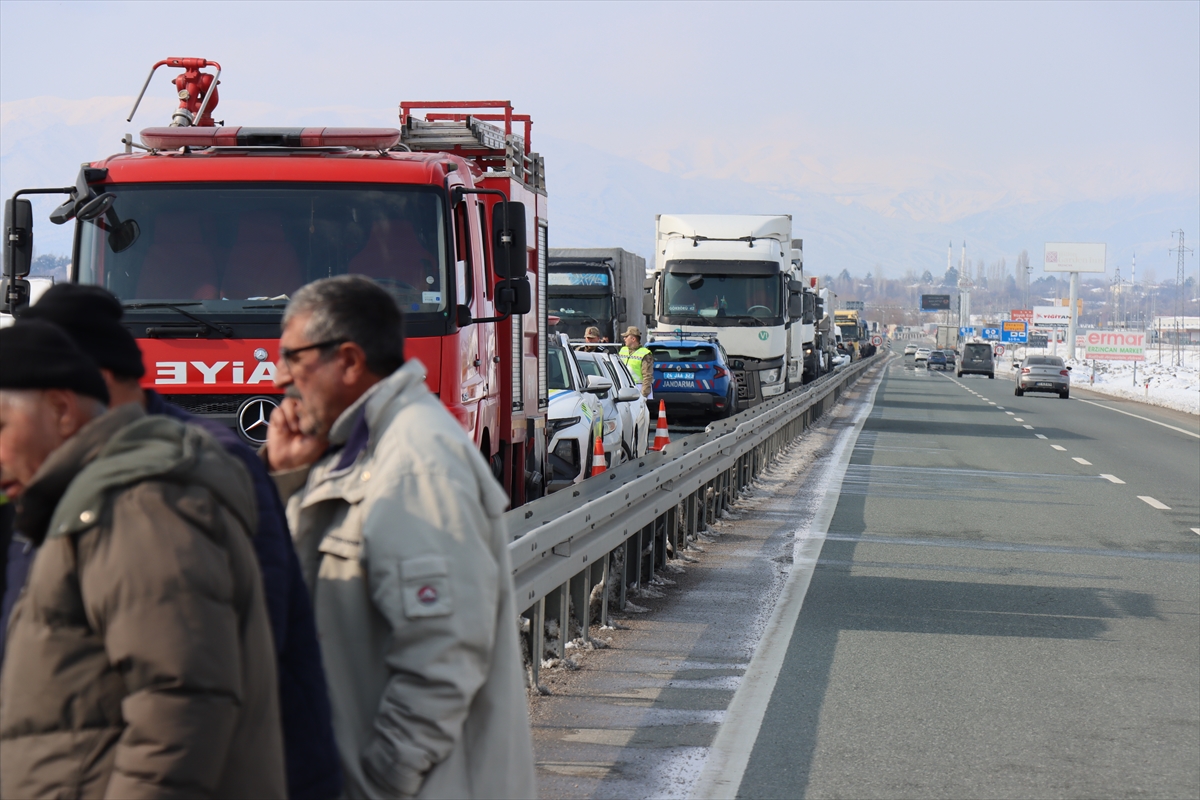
988, 402, 997, 406
1100, 474, 1126, 484
996, 406, 1005, 409
1023, 424, 1035, 429
1006, 411, 1015, 415
1035, 434, 1048, 439
1051, 445, 1067, 451
692, 364, 884, 800
1138, 495, 1171, 510
1072, 457, 1093, 465
1192, 528, 1200, 535
1014, 418, 1025, 422
1074, 397, 1200, 439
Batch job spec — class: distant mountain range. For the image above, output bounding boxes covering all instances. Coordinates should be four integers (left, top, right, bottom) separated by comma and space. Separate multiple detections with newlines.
3, 96, 1196, 281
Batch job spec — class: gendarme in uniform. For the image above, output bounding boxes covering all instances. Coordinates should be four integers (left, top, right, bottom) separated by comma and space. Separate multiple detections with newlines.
619, 326, 654, 398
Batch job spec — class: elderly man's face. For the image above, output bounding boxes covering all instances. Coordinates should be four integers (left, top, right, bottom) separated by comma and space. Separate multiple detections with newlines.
0, 390, 75, 500
274, 313, 360, 438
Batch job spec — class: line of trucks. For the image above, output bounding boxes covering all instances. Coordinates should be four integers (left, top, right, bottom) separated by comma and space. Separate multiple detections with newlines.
2, 57, 844, 509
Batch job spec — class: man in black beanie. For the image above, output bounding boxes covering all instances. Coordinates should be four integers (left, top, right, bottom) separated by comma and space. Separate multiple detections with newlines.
12, 283, 342, 800
0, 317, 287, 797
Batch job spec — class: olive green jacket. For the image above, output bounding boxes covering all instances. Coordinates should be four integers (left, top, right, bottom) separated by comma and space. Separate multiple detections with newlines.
0, 404, 284, 799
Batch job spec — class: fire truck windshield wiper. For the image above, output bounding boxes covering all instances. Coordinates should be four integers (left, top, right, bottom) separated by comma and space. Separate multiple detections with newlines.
123, 302, 234, 337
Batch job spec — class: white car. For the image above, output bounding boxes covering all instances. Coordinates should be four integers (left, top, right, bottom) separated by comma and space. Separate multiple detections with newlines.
597, 350, 650, 458
914, 347, 931, 364
903, 343, 918, 356
573, 350, 631, 466
546, 341, 607, 492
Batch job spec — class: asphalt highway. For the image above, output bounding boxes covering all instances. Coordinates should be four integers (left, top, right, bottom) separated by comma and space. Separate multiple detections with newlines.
727, 348, 1200, 798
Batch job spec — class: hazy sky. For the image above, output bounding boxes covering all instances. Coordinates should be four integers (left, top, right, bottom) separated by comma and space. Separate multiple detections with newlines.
2, 0, 1198, 274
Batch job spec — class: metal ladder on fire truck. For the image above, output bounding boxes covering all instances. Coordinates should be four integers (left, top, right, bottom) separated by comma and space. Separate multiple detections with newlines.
398, 101, 545, 192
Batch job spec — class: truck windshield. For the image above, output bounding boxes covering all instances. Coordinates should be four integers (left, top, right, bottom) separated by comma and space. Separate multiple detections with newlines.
76, 183, 447, 316
550, 296, 612, 322
837, 324, 861, 340
663, 272, 780, 321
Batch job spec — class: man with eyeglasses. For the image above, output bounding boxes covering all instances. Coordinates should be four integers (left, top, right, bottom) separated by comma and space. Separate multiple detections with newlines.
265, 275, 536, 800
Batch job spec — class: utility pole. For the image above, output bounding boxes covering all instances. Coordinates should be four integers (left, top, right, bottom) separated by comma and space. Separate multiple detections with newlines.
1169, 230, 1192, 367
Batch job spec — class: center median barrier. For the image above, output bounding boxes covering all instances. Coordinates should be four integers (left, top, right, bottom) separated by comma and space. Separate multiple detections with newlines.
506, 353, 886, 686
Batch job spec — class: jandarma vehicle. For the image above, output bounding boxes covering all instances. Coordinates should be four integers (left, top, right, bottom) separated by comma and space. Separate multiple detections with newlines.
647, 337, 739, 419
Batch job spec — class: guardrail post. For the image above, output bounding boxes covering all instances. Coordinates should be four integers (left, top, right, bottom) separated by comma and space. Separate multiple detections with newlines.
530, 597, 545, 687
668, 506, 678, 559
618, 540, 629, 611
600, 554, 611, 627
557, 582, 569, 658
571, 566, 590, 645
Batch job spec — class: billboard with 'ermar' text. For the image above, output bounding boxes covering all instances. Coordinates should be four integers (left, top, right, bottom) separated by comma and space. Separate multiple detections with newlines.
1082, 330, 1146, 361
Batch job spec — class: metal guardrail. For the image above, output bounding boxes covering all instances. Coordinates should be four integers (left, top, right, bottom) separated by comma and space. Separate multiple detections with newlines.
504, 353, 884, 684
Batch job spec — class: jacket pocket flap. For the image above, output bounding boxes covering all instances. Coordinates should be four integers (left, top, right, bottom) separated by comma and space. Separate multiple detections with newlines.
400, 555, 448, 580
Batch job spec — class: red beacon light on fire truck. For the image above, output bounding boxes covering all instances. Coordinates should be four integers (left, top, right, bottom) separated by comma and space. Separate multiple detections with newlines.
139, 126, 401, 151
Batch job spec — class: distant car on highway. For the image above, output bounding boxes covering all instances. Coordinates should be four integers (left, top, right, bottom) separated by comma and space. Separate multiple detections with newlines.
957, 342, 995, 379
1015, 355, 1071, 398
927, 350, 948, 370
914, 347, 931, 364
903, 343, 918, 356
944, 349, 957, 368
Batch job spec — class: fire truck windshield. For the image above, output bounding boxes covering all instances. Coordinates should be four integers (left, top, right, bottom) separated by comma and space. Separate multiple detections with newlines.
662, 269, 781, 323
76, 183, 448, 316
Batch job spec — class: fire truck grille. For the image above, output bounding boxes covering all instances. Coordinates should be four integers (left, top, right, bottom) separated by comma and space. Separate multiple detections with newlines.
166, 394, 251, 416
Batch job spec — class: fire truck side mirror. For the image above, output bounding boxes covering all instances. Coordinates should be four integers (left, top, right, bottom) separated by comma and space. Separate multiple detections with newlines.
455, 304, 473, 327
4, 198, 34, 279
492, 201, 527, 279
495, 277, 532, 317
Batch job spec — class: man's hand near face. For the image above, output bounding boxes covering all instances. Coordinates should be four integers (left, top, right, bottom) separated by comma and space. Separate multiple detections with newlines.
266, 396, 328, 472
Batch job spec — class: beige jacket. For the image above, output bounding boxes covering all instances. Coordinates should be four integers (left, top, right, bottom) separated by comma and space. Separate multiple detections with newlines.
274, 360, 536, 800
0, 404, 285, 799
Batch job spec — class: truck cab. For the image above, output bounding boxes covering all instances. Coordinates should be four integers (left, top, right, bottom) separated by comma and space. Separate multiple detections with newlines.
648, 214, 812, 407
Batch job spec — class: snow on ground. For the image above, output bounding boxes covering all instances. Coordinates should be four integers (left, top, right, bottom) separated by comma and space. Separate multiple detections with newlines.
998, 344, 1199, 416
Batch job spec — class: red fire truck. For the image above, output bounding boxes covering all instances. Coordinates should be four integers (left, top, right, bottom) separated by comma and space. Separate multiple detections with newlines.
2, 58, 550, 505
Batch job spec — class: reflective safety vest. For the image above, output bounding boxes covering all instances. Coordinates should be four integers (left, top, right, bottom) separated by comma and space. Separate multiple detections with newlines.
619, 345, 652, 383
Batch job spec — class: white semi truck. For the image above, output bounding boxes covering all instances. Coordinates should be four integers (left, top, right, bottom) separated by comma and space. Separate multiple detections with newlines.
647, 214, 819, 407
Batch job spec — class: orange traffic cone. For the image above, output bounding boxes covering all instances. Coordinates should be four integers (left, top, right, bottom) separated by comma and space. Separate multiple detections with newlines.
650, 400, 671, 451
591, 433, 607, 476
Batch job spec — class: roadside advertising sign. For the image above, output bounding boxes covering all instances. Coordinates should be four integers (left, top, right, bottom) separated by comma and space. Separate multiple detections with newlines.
959, 326, 976, 338
1082, 330, 1146, 361
1028, 333, 1049, 347
921, 294, 951, 311
1001, 321, 1027, 343
1010, 309, 1033, 322
981, 327, 1001, 341
1044, 242, 1106, 273
1033, 306, 1071, 328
